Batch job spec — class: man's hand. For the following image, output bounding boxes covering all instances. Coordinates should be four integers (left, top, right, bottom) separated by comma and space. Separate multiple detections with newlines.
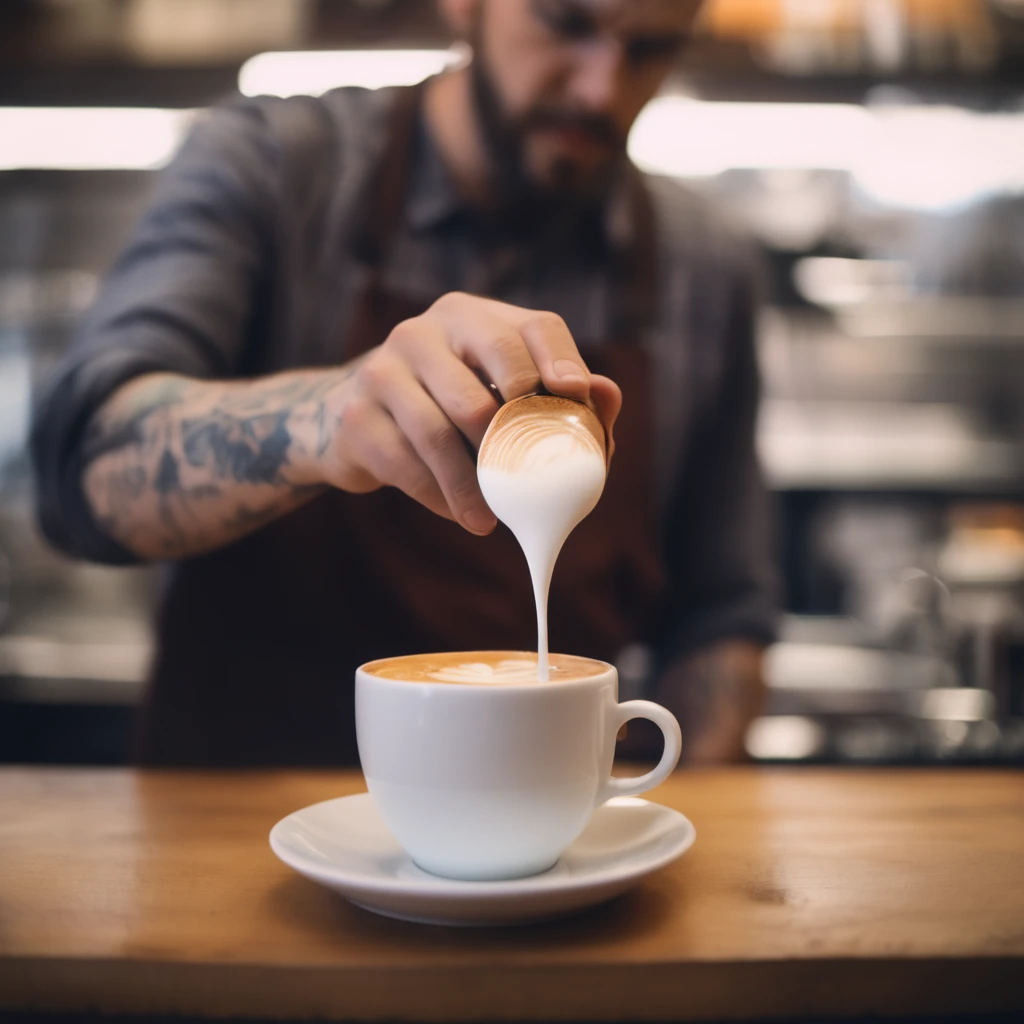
82, 293, 621, 561
311, 293, 622, 534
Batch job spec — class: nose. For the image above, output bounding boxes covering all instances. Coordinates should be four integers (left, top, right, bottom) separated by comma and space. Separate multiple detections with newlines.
569, 38, 623, 112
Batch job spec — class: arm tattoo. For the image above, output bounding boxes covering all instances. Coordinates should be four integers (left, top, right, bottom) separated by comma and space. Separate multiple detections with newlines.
180, 410, 292, 484
82, 368, 349, 560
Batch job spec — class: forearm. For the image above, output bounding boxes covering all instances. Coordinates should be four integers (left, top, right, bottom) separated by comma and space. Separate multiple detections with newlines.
82, 368, 348, 560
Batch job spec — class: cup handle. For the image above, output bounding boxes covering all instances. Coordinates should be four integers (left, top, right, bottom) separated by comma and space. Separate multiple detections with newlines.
597, 700, 682, 804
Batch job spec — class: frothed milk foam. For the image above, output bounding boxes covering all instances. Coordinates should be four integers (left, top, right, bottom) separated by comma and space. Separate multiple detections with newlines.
363, 650, 608, 684
477, 397, 607, 682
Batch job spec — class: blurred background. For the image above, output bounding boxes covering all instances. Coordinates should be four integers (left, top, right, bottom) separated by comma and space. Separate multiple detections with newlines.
2, 0, 1023, 766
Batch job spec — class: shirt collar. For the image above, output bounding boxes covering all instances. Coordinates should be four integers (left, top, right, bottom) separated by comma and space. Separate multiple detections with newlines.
405, 112, 636, 252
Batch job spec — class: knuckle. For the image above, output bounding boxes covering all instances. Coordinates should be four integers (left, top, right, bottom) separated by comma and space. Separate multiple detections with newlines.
451, 391, 496, 430
523, 310, 567, 335
356, 351, 394, 391
490, 332, 524, 361
384, 317, 422, 353
504, 369, 542, 397
430, 291, 466, 315
339, 395, 372, 431
423, 420, 459, 457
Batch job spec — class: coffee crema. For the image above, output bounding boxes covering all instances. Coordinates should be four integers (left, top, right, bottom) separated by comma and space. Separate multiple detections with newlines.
362, 651, 609, 685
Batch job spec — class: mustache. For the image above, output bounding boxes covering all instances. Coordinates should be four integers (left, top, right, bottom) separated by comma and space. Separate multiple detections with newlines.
520, 109, 625, 149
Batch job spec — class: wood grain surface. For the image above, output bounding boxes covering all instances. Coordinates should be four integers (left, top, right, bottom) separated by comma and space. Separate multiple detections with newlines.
0, 767, 1021, 1021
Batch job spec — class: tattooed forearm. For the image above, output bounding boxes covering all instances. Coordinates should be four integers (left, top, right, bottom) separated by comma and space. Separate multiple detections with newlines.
82, 367, 349, 560
180, 410, 292, 484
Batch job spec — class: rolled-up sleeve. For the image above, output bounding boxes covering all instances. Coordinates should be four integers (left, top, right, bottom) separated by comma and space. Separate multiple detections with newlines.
30, 98, 280, 564
657, 251, 780, 660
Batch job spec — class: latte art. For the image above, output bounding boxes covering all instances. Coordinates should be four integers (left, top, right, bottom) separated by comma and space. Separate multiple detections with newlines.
363, 651, 608, 684
428, 659, 542, 684
477, 396, 604, 473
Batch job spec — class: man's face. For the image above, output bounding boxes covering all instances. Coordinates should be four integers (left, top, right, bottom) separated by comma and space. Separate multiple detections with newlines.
467, 0, 701, 199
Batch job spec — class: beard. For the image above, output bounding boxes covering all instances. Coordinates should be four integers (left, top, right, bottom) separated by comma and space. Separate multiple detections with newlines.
467, 20, 626, 223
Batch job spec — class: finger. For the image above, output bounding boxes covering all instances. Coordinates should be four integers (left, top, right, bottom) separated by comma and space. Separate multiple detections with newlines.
345, 399, 454, 522
391, 320, 500, 448
589, 374, 622, 464
377, 363, 497, 535
419, 352, 501, 450
451, 318, 541, 403
425, 299, 542, 402
454, 296, 592, 401
512, 309, 592, 403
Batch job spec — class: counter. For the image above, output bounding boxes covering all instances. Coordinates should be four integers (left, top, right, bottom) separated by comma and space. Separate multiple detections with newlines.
0, 767, 1021, 1021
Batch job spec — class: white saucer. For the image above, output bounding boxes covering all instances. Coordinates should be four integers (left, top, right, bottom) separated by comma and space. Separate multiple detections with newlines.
270, 792, 695, 926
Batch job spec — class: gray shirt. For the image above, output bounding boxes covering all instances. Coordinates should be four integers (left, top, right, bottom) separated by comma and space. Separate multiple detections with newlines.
32, 86, 778, 662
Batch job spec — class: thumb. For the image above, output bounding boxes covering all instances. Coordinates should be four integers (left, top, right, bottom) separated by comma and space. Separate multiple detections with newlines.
589, 374, 622, 466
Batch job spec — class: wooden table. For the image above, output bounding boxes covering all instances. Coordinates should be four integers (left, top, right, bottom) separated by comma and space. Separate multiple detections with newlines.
0, 768, 1021, 1022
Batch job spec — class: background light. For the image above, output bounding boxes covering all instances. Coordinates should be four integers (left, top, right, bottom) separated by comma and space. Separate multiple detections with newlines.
628, 96, 1024, 211
239, 49, 461, 98
629, 97, 870, 176
5, 79, 1023, 214
0, 108, 195, 171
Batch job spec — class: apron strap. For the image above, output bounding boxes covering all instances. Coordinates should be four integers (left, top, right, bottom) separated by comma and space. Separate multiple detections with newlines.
616, 165, 659, 340
351, 83, 427, 270
260, 94, 342, 370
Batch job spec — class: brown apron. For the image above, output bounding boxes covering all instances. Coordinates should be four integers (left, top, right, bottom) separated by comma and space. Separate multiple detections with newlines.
138, 85, 666, 767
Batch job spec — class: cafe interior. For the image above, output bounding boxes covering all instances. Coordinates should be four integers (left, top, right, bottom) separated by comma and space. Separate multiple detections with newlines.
1, 3, 1023, 1024
2, 0, 1023, 767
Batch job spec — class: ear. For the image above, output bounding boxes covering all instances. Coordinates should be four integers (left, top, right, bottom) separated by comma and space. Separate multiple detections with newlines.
438, 0, 482, 39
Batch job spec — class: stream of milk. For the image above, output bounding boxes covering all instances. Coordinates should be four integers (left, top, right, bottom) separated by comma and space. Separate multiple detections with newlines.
478, 434, 606, 681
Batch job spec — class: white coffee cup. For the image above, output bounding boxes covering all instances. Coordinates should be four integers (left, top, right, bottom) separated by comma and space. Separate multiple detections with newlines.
355, 652, 682, 881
